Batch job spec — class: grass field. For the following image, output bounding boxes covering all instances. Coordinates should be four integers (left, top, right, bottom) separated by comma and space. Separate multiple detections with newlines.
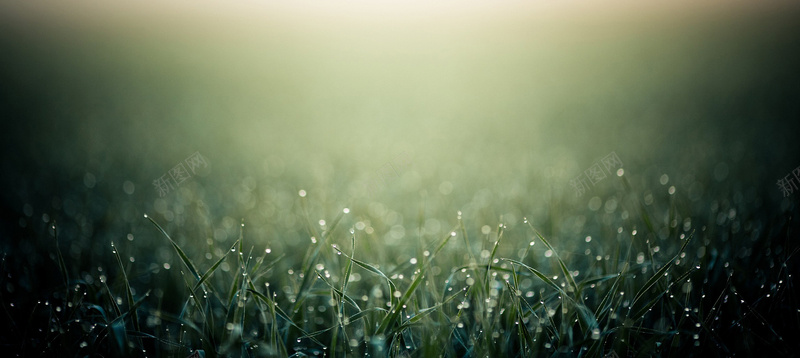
1, 1, 800, 357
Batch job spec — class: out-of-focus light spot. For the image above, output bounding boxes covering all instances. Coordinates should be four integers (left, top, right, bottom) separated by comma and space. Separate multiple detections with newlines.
84, 173, 96, 189
123, 180, 135, 195
588, 197, 602, 211
439, 181, 453, 195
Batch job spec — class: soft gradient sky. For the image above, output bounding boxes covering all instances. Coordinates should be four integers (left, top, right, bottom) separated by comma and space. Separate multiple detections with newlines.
1, 0, 798, 204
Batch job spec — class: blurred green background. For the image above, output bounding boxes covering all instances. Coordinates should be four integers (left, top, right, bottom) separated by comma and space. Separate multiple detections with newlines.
1, 0, 799, 272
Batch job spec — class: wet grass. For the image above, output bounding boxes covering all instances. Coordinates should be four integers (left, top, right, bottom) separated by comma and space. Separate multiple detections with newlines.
1, 4, 799, 357
1, 169, 798, 357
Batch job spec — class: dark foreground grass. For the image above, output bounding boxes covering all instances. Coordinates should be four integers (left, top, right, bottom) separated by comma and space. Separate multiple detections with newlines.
1, 173, 799, 358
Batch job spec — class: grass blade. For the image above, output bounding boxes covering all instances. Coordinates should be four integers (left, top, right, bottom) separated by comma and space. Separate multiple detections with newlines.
145, 214, 201, 281
192, 239, 239, 292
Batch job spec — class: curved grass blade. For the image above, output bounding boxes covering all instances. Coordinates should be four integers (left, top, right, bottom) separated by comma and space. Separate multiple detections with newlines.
192, 239, 239, 292
501, 258, 563, 293
300, 307, 387, 339
251, 252, 285, 282
377, 227, 458, 335
294, 210, 346, 314
51, 221, 69, 291
378, 270, 425, 335
332, 245, 398, 308
525, 221, 578, 296
485, 224, 504, 290
111, 242, 140, 332
146, 215, 201, 281
577, 274, 620, 291
393, 289, 464, 332
313, 271, 362, 311
248, 289, 327, 348
631, 231, 693, 308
